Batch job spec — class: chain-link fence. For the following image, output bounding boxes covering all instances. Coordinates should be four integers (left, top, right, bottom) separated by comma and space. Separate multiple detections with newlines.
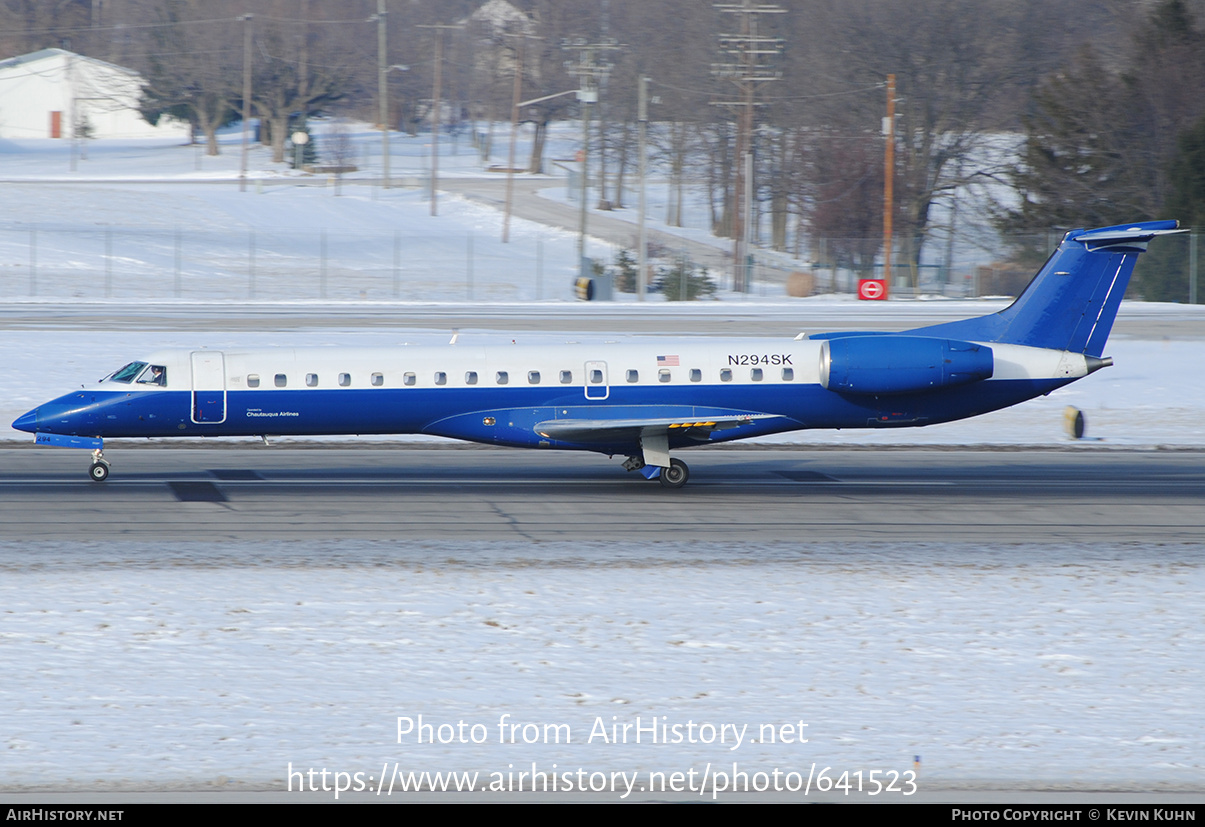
0, 224, 572, 303
791, 231, 1200, 301
2, 223, 1197, 302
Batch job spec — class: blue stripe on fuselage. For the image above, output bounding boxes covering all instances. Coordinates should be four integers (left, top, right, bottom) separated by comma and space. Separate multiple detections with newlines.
26, 378, 1068, 451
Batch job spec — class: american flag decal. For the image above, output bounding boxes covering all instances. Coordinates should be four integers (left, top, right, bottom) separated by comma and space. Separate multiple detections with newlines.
657, 355, 679, 366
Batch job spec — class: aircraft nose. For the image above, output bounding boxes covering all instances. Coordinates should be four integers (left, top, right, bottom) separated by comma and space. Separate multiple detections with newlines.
12, 408, 38, 433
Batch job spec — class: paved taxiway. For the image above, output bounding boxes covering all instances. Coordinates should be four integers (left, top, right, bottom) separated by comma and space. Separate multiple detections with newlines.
2, 446, 1202, 543
4, 300, 1205, 338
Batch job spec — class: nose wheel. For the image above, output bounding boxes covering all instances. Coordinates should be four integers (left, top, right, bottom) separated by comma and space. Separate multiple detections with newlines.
89, 449, 110, 482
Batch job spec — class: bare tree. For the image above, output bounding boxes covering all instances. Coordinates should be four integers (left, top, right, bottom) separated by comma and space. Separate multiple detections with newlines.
251, 8, 356, 164
0, 0, 94, 56
135, 1, 244, 155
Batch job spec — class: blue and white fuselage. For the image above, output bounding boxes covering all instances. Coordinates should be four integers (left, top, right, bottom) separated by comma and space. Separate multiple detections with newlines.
11, 221, 1184, 486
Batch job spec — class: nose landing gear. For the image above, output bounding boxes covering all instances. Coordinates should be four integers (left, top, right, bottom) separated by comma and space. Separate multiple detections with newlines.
89, 449, 110, 482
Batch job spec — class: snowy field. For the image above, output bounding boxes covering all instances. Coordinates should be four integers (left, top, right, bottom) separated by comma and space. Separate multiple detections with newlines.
0, 119, 1005, 304
0, 121, 653, 304
2, 541, 1203, 797
0, 138, 592, 304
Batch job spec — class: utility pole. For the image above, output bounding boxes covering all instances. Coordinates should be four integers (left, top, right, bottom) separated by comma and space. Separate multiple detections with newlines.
563, 38, 620, 278
377, 0, 389, 188
239, 14, 253, 193
299, 0, 309, 97
712, 1, 784, 292
503, 31, 528, 245
882, 73, 895, 296
637, 75, 649, 301
417, 23, 463, 215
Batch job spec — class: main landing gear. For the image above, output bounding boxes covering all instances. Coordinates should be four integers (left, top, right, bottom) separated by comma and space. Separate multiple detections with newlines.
623, 455, 691, 489
624, 431, 692, 489
659, 458, 690, 489
89, 448, 110, 482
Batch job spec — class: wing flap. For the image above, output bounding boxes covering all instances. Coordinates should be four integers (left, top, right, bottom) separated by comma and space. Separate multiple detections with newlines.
534, 413, 783, 444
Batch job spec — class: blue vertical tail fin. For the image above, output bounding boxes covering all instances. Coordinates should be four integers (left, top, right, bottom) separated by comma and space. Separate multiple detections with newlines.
912, 220, 1185, 356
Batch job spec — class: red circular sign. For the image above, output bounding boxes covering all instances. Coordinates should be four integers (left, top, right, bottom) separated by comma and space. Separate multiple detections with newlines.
858, 279, 885, 300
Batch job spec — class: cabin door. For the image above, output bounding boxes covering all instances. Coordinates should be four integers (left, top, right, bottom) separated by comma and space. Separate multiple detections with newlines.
584, 360, 609, 400
190, 351, 227, 424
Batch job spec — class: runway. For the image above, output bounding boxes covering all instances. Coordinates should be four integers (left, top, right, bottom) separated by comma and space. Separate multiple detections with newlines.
2, 445, 1203, 543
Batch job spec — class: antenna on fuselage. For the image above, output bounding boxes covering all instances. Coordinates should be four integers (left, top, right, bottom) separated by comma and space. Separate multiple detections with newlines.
449, 329, 459, 345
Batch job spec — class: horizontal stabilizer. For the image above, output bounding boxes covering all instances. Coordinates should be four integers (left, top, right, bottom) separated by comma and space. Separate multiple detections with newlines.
1071, 222, 1187, 251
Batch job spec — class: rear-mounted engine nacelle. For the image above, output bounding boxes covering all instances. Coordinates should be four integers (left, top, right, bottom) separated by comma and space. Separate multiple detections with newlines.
820, 336, 994, 395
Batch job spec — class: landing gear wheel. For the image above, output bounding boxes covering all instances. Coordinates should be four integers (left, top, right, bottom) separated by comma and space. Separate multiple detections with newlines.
659, 458, 689, 489
89, 462, 110, 483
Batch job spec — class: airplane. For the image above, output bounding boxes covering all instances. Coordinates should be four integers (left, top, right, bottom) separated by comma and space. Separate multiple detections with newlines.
11, 220, 1184, 488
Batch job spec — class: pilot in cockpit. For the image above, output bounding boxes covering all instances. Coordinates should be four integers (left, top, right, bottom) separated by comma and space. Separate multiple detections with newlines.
138, 365, 167, 386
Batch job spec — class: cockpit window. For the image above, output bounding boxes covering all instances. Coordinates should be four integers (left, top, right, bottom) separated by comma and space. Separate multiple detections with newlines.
136, 365, 167, 386
107, 361, 147, 383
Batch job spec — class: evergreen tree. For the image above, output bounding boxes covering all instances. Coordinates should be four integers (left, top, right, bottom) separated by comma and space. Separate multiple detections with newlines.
287, 117, 319, 169
1139, 114, 1205, 301
655, 259, 716, 301
1001, 47, 1153, 237
612, 250, 638, 293
1000, 0, 1205, 298
1167, 114, 1205, 229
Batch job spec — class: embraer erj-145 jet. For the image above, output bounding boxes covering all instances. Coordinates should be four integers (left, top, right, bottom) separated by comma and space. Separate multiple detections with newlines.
13, 221, 1183, 488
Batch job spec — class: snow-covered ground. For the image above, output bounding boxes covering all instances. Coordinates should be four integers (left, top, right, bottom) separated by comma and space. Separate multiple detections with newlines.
2, 541, 1202, 796
0, 119, 1019, 304
0, 129, 593, 303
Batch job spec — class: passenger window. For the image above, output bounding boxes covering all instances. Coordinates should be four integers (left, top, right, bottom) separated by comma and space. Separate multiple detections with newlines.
496, 371, 509, 385
339, 373, 351, 387
589, 369, 603, 384
404, 372, 416, 386
658, 369, 671, 383
434, 372, 447, 386
465, 371, 478, 385
306, 373, 318, 387
720, 369, 732, 382
751, 368, 763, 381
371, 373, 384, 387
247, 374, 260, 388
690, 368, 702, 382
781, 367, 794, 381
626, 369, 638, 383
275, 374, 287, 387
528, 371, 540, 384
559, 370, 573, 384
